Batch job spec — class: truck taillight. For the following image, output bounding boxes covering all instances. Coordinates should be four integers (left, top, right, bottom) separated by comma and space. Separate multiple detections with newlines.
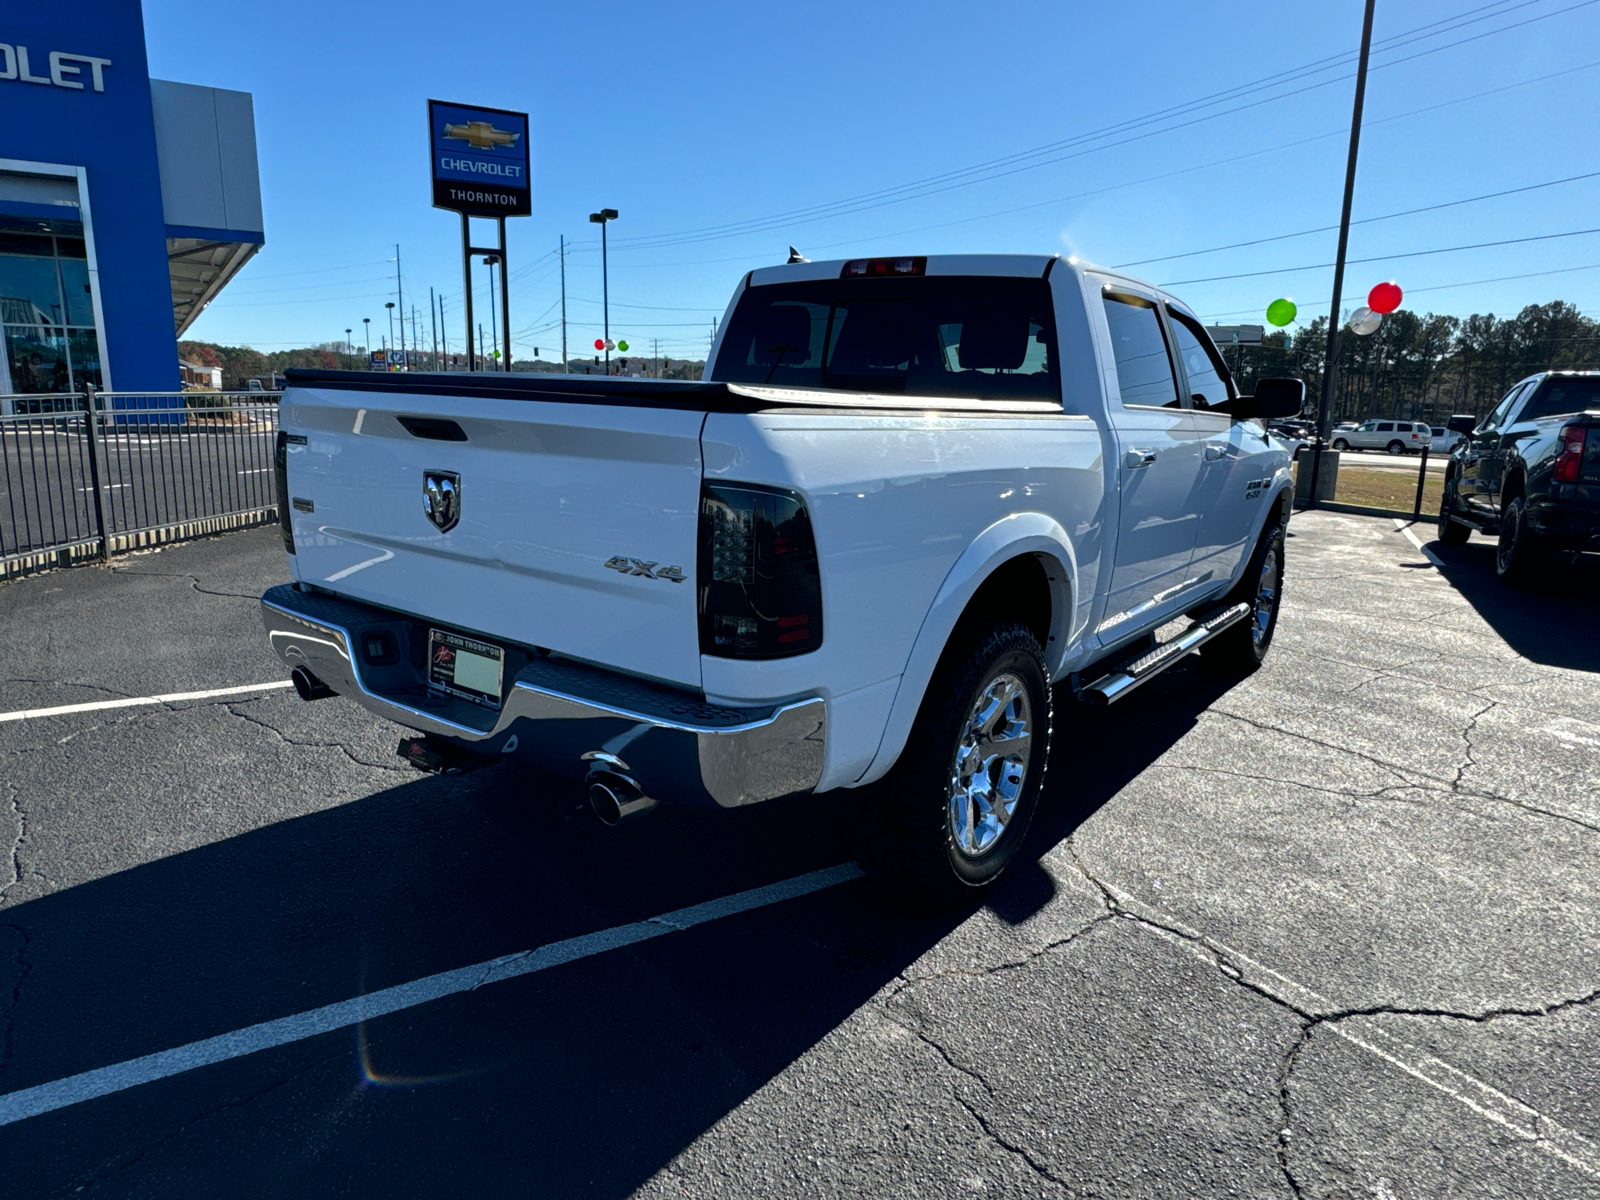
698, 482, 823, 659
1554, 424, 1588, 483
274, 431, 296, 554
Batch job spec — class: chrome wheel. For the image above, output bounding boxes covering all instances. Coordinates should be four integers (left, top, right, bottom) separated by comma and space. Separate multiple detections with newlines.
1251, 546, 1279, 647
948, 672, 1032, 859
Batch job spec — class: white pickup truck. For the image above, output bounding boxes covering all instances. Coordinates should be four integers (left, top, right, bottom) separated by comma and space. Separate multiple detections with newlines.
262, 254, 1302, 899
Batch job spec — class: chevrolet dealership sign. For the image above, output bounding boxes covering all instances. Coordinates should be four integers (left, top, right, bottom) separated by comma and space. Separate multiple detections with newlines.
429, 100, 530, 218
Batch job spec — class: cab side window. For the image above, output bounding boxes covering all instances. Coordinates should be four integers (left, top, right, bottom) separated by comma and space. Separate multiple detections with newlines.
1478, 384, 1525, 433
1103, 295, 1180, 408
1166, 310, 1233, 411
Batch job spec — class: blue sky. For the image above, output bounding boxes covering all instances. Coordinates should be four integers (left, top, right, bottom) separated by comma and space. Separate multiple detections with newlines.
147, 0, 1600, 360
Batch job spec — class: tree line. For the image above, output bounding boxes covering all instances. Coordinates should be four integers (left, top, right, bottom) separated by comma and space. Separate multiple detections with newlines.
1225, 300, 1597, 425
179, 339, 707, 386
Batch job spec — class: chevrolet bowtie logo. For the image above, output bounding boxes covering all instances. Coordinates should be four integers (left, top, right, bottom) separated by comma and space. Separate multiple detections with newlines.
442, 121, 520, 150
604, 557, 686, 584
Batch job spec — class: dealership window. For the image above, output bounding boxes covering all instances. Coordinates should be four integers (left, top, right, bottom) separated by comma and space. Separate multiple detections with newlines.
0, 218, 102, 400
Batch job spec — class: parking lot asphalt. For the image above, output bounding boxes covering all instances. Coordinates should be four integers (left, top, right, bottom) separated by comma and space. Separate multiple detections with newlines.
1, 514, 1597, 1197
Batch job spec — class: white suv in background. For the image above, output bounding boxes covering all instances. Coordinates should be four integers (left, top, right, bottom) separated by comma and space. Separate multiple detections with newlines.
1331, 419, 1432, 455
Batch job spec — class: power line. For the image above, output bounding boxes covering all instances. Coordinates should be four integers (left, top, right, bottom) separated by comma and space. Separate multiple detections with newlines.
610, 0, 1598, 251
1160, 226, 1600, 287
1118, 168, 1600, 269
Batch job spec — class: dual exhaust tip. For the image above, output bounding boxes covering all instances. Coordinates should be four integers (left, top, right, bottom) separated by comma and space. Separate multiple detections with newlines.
290, 666, 335, 702
587, 770, 659, 825
292, 665, 657, 825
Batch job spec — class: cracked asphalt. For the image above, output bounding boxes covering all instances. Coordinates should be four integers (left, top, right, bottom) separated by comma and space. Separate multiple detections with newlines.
1, 513, 1597, 1198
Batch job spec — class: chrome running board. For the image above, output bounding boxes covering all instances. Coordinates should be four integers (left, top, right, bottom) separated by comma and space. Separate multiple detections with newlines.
1080, 602, 1250, 707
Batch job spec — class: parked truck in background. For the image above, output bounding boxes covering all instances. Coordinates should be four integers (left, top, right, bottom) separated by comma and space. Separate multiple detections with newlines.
262, 253, 1302, 900
1438, 371, 1600, 584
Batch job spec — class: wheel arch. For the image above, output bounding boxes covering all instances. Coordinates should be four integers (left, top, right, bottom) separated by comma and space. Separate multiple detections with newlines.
851, 513, 1077, 788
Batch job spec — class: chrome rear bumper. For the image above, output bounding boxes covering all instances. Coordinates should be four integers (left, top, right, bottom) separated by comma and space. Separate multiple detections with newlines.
259, 584, 825, 809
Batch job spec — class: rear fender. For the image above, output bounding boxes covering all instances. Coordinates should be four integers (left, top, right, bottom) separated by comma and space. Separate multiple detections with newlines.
852, 513, 1077, 788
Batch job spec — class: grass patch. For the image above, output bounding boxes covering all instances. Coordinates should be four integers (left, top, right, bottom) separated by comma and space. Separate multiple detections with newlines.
1333, 466, 1442, 515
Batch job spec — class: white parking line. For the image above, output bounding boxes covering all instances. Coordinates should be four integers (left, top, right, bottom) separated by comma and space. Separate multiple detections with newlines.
0, 863, 864, 1127
1393, 518, 1445, 567
0, 682, 294, 724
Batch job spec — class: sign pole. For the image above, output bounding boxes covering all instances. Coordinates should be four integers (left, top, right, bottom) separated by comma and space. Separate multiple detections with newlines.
499, 216, 512, 374
460, 212, 476, 372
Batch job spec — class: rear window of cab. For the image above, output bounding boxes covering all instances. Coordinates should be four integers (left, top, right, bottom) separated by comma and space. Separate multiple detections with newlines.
711, 276, 1059, 402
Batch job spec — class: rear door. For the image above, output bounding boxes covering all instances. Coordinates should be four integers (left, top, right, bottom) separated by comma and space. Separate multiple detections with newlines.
1096, 284, 1206, 633
281, 386, 707, 688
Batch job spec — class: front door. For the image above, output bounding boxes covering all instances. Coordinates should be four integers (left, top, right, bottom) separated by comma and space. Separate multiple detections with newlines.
1099, 287, 1206, 636
1457, 382, 1529, 519
1167, 308, 1269, 584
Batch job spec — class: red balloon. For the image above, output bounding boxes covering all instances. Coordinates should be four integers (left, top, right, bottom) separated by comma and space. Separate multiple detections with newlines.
594, 338, 605, 350
1368, 281, 1402, 315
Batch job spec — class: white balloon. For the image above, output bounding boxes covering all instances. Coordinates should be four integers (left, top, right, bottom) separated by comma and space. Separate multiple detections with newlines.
1348, 306, 1382, 336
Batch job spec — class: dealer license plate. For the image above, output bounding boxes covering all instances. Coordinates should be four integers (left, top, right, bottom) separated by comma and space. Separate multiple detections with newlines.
427, 628, 505, 709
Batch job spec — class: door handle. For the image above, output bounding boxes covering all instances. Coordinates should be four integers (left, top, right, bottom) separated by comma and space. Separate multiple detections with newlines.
1204, 444, 1226, 461
1125, 449, 1157, 469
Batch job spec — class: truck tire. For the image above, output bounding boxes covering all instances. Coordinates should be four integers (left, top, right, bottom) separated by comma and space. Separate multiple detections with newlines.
1204, 521, 1285, 676
1332, 438, 1350, 451
1437, 485, 1471, 546
1386, 440, 1406, 455
1495, 494, 1546, 586
861, 621, 1051, 903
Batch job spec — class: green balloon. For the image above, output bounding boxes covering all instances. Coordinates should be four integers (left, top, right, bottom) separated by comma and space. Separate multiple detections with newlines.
617, 340, 629, 352
1266, 298, 1297, 327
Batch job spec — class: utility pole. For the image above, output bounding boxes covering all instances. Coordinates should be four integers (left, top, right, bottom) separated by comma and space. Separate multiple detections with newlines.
588, 209, 617, 374
395, 244, 406, 370
559, 234, 568, 372
439, 294, 448, 365
430, 287, 439, 371
1308, 0, 1376, 508
478, 323, 485, 364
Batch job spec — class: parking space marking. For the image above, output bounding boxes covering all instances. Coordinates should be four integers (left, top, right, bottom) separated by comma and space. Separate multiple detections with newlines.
0, 863, 864, 1127
0, 682, 295, 724
1393, 518, 1445, 567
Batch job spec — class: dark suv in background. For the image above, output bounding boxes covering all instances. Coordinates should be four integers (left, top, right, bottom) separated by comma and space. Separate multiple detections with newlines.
1437, 371, 1600, 584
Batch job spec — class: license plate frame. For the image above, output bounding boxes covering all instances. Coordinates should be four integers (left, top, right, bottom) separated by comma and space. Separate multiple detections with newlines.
427, 628, 505, 709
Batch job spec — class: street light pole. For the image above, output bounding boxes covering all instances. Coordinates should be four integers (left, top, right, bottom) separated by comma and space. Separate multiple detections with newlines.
345, 328, 352, 369
588, 208, 617, 374
385, 302, 396, 368
1308, 0, 1377, 508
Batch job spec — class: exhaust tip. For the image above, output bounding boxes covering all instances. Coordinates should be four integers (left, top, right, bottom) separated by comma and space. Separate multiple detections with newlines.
290, 666, 335, 702
588, 772, 659, 826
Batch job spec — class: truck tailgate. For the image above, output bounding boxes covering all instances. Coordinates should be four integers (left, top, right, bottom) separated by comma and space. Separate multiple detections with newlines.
280, 385, 706, 688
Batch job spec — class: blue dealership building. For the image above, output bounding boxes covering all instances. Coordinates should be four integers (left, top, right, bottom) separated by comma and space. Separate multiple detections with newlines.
1, 1, 262, 406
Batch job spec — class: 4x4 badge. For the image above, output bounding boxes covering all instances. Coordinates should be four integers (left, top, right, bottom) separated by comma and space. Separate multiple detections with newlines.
604, 556, 685, 584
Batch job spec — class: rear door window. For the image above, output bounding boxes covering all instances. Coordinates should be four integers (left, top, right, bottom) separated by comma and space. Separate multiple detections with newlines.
713, 275, 1058, 401
1102, 294, 1180, 409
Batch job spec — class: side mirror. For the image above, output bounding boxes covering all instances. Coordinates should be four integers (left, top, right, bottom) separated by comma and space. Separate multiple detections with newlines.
1446, 414, 1476, 435
1212, 377, 1305, 421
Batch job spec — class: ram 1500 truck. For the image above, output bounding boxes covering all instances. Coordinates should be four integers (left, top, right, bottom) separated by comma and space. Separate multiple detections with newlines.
1437, 371, 1600, 584
262, 254, 1302, 898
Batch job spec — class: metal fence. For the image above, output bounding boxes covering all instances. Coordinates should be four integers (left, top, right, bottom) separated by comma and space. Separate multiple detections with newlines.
0, 389, 281, 581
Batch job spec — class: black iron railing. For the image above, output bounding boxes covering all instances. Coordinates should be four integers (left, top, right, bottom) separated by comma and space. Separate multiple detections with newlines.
0, 389, 281, 580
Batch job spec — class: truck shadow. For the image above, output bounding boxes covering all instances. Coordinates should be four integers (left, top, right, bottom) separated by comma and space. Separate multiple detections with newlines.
2, 683, 1209, 1196
1425, 538, 1600, 673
